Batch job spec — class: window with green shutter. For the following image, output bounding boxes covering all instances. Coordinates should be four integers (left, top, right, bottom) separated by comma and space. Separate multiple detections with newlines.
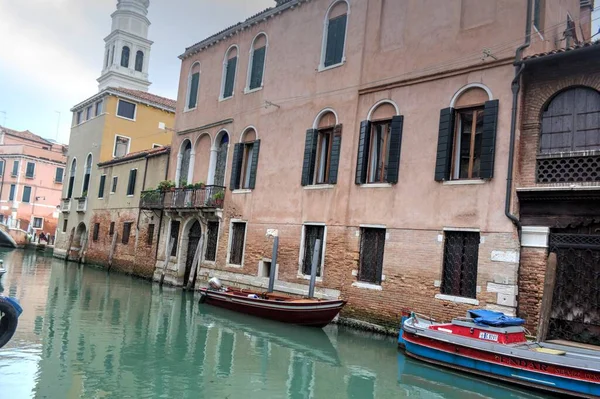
8, 184, 15, 201
230, 139, 260, 190
22, 186, 31, 203
11, 161, 18, 177
127, 169, 137, 196
98, 175, 106, 198
323, 13, 347, 68
222, 55, 237, 99
249, 46, 265, 90
25, 162, 35, 178
188, 72, 199, 109
55, 167, 64, 183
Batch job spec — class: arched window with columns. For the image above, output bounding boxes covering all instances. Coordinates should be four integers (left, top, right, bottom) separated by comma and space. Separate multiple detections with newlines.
121, 46, 130, 68
135, 51, 144, 72
230, 128, 260, 190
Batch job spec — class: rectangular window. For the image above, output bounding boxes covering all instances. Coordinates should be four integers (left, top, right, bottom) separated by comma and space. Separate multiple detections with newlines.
228, 222, 246, 265
92, 223, 100, 241
98, 175, 106, 198
126, 169, 137, 196
22, 186, 31, 203
0, 160, 4, 176
76, 111, 83, 125
441, 231, 480, 299
188, 72, 200, 109
314, 128, 333, 184
249, 46, 265, 90
113, 135, 130, 158
11, 160, 18, 177
222, 56, 237, 99
146, 223, 155, 245
116, 100, 136, 120
367, 120, 392, 183
85, 105, 92, 121
25, 162, 35, 178
8, 184, 15, 201
452, 107, 484, 180
63, 219, 68, 233
301, 225, 325, 276
111, 176, 118, 193
109, 221, 115, 236
55, 167, 64, 183
122, 222, 132, 244
205, 221, 219, 261
32, 217, 43, 229
170, 221, 180, 256
324, 14, 347, 67
358, 227, 386, 285
95, 100, 103, 117
241, 142, 255, 189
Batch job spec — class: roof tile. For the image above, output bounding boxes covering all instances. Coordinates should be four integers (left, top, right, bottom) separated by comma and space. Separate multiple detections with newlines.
523, 41, 600, 61
109, 87, 177, 110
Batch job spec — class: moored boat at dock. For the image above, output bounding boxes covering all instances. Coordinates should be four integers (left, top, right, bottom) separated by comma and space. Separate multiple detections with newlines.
399, 309, 600, 398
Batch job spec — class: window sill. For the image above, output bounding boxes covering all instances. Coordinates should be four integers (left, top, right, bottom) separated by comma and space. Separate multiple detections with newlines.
351, 281, 382, 291
443, 179, 486, 186
226, 263, 243, 269
183, 107, 197, 113
435, 293, 479, 305
127, 195, 134, 198
244, 86, 263, 94
218, 95, 234, 103
318, 61, 345, 72
303, 184, 334, 190
116, 115, 136, 122
297, 273, 323, 282
232, 189, 252, 194
25, 176, 35, 180
359, 183, 392, 188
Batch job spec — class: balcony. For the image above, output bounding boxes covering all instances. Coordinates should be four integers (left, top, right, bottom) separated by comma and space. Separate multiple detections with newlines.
60, 198, 71, 213
75, 197, 88, 212
140, 186, 225, 210
537, 152, 600, 184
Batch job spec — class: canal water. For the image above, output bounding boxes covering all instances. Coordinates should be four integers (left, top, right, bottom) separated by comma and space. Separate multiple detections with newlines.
0, 249, 551, 399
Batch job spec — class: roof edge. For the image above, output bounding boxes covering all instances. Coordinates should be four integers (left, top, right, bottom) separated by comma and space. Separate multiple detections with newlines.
97, 146, 170, 167
71, 88, 176, 113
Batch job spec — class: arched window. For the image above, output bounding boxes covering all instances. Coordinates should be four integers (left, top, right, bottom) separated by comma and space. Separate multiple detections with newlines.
221, 46, 238, 99
321, 1, 349, 69
230, 128, 260, 190
186, 63, 201, 110
248, 34, 267, 91
301, 110, 341, 186
178, 140, 192, 187
540, 87, 600, 153
434, 84, 498, 182
135, 51, 144, 72
121, 46, 130, 68
67, 159, 76, 199
105, 49, 110, 68
213, 131, 229, 186
82, 154, 92, 195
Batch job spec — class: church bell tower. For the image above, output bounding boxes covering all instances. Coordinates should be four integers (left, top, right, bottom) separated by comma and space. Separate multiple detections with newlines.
97, 0, 152, 92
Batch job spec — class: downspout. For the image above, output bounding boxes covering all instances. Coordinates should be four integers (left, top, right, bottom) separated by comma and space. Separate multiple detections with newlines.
505, 0, 532, 238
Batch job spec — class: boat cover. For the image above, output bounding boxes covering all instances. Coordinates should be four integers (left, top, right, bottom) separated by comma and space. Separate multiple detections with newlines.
467, 309, 525, 327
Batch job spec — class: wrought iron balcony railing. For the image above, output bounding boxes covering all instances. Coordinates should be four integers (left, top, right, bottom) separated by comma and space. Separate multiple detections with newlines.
140, 186, 225, 210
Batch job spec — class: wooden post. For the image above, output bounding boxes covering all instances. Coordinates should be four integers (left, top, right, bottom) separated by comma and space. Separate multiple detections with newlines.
107, 232, 118, 271
160, 238, 174, 286
537, 252, 558, 342
267, 236, 279, 293
308, 239, 321, 298
186, 234, 203, 290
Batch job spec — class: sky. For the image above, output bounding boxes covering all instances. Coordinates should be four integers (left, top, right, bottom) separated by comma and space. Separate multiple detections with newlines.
0, 1, 598, 145
0, 0, 273, 144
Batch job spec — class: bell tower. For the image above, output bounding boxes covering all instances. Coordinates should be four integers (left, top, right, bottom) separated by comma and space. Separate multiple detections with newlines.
97, 0, 152, 92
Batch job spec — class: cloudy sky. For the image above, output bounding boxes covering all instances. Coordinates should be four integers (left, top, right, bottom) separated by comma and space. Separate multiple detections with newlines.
0, 1, 598, 145
0, 0, 273, 144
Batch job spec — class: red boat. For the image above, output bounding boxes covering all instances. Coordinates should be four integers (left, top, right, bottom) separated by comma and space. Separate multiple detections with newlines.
199, 286, 346, 328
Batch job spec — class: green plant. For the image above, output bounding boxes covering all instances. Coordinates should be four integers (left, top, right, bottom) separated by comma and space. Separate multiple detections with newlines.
82, 190, 88, 198
193, 182, 205, 189
212, 191, 224, 200
157, 180, 175, 191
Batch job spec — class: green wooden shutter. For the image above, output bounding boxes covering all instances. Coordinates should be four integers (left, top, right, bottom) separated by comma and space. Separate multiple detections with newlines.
324, 15, 346, 67
67, 176, 74, 198
480, 100, 499, 179
248, 140, 260, 189
127, 169, 137, 195
434, 108, 455, 181
230, 143, 243, 190
22, 186, 31, 203
9, 185, 15, 201
98, 175, 106, 198
188, 72, 199, 109
334, 14, 347, 65
301, 129, 318, 186
355, 120, 371, 184
250, 47, 265, 90
386, 116, 404, 184
223, 57, 237, 98
328, 124, 343, 184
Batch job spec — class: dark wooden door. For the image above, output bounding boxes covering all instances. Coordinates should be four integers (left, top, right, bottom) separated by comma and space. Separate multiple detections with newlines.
184, 221, 202, 285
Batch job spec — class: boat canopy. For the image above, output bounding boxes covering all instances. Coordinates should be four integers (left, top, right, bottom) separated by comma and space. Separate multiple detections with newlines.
467, 309, 525, 327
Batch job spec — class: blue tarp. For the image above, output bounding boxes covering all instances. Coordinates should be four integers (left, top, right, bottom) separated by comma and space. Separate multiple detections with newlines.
468, 309, 525, 327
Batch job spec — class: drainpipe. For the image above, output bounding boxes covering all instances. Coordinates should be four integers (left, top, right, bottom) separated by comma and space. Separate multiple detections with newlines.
505, 0, 532, 238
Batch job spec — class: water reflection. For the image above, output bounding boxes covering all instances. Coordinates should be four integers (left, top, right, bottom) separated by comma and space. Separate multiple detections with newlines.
0, 250, 550, 398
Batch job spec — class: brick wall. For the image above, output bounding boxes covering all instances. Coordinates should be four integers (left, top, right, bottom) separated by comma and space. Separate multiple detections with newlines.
517, 247, 548, 334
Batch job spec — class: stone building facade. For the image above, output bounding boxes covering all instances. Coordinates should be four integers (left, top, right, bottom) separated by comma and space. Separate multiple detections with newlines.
516, 41, 600, 346
148, 0, 590, 328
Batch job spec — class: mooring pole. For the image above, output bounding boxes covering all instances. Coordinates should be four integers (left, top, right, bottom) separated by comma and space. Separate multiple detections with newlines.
308, 239, 321, 299
267, 235, 279, 293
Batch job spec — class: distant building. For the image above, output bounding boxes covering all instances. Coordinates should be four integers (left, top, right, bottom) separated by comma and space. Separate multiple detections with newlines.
53, 0, 176, 261
0, 126, 67, 237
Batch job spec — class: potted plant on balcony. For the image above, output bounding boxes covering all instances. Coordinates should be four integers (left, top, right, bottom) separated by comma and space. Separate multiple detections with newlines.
193, 182, 205, 189
82, 190, 88, 198
158, 180, 175, 192
212, 191, 224, 207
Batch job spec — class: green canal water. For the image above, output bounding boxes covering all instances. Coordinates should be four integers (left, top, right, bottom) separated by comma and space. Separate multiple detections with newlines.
0, 249, 551, 398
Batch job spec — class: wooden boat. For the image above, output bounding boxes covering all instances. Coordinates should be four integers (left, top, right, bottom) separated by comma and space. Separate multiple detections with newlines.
199, 286, 346, 328
399, 309, 600, 398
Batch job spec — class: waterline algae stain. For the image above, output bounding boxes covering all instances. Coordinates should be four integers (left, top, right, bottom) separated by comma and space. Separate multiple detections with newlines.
0, 249, 548, 398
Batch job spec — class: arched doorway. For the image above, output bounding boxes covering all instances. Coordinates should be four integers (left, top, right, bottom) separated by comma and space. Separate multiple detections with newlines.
184, 221, 202, 286
74, 222, 87, 248
214, 132, 229, 186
